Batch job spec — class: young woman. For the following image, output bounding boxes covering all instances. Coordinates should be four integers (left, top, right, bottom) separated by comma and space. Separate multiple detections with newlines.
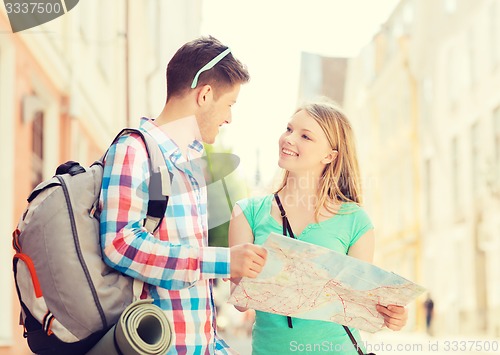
228, 100, 408, 354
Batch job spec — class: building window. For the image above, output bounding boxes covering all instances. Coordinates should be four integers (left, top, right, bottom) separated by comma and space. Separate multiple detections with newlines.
444, 0, 457, 14
451, 136, 460, 217
421, 77, 433, 123
363, 44, 375, 84
494, 106, 500, 173
147, 0, 160, 50
424, 158, 433, 225
490, 1, 500, 69
78, 0, 94, 43
447, 47, 459, 105
402, 3, 414, 25
470, 121, 480, 195
467, 28, 477, 87
96, 1, 112, 81
32, 111, 44, 189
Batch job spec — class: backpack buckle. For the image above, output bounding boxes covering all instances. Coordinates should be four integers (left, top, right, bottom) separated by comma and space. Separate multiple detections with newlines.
12, 228, 21, 253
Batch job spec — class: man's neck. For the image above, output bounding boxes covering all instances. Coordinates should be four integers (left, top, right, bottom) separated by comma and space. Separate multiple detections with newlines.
155, 99, 201, 158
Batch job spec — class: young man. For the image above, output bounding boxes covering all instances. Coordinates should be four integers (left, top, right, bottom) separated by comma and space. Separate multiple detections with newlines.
100, 36, 267, 354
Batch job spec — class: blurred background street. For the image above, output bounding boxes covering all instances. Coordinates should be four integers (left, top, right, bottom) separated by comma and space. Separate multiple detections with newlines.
1, 0, 500, 354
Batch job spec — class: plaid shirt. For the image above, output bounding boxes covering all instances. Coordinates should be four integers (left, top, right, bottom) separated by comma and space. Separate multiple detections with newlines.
100, 118, 232, 354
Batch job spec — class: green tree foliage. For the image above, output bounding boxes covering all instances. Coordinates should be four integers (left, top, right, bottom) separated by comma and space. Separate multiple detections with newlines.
204, 144, 249, 247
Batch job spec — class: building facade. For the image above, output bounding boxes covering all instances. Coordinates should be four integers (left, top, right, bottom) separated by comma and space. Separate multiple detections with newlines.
344, 0, 500, 336
0, 1, 201, 353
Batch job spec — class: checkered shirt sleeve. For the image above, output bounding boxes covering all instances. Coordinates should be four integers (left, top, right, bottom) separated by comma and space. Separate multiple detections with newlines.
99, 133, 230, 289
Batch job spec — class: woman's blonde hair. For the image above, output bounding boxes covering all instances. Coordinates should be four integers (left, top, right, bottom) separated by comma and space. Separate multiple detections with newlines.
275, 99, 362, 218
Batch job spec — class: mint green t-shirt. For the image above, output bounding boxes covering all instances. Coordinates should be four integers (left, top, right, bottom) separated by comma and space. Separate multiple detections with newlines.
237, 194, 374, 355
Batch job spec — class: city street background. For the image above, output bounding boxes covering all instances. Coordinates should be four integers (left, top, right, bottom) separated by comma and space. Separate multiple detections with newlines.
1, 0, 500, 354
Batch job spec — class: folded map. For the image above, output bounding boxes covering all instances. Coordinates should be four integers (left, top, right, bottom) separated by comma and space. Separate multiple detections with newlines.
228, 232, 426, 333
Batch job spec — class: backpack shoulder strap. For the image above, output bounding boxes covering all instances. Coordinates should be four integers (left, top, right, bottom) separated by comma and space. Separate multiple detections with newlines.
110, 129, 158, 165
108, 128, 171, 233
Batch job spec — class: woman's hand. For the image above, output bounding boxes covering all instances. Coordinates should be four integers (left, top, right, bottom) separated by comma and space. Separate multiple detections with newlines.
376, 304, 408, 331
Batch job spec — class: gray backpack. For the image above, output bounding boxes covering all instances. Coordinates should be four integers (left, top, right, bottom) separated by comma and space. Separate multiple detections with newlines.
12, 128, 169, 355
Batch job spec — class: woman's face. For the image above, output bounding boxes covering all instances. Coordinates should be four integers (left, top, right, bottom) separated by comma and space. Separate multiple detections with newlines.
278, 109, 334, 176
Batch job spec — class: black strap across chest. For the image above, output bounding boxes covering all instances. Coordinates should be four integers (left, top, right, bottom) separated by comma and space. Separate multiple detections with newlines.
274, 193, 295, 239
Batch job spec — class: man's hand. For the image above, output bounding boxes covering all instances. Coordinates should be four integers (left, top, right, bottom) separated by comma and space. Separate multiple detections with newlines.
230, 243, 267, 279
376, 304, 408, 331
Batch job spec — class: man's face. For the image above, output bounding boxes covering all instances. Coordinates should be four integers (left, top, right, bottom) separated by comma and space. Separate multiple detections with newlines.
196, 84, 241, 144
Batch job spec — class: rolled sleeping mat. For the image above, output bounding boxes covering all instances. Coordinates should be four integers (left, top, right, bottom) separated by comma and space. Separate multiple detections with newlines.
87, 299, 172, 355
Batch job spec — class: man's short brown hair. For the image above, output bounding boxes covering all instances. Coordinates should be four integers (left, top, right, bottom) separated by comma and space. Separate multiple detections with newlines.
166, 36, 250, 101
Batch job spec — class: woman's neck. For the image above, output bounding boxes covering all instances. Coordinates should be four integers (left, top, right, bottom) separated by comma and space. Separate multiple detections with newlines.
280, 172, 321, 210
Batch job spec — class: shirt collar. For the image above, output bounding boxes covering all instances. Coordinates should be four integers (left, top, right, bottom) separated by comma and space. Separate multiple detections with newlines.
138, 117, 204, 165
